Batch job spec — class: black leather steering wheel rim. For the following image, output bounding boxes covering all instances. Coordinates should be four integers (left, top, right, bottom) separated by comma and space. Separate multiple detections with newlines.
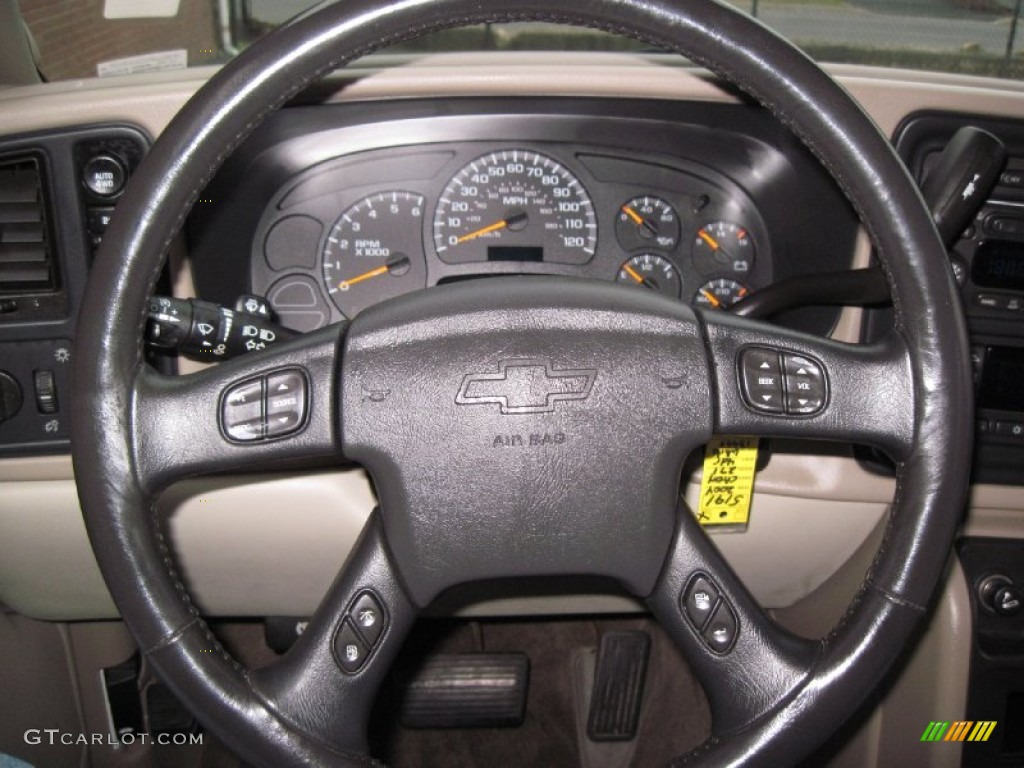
71, 1, 973, 766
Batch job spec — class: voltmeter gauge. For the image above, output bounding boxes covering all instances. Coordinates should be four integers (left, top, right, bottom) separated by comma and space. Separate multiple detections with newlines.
616, 196, 680, 251
692, 221, 755, 276
694, 278, 750, 310
615, 253, 682, 298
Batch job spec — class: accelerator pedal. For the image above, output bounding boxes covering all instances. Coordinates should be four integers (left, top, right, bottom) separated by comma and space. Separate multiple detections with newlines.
586, 630, 650, 741
399, 653, 530, 729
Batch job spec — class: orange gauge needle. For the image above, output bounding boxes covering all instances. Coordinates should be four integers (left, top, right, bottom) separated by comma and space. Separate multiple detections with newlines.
621, 205, 645, 226
456, 219, 508, 243
623, 263, 645, 284
622, 205, 659, 238
698, 230, 721, 251
700, 288, 722, 308
338, 256, 410, 291
455, 211, 528, 244
339, 265, 388, 290
623, 263, 659, 291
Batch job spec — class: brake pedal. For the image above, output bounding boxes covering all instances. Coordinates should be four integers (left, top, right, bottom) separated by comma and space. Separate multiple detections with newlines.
586, 630, 650, 741
399, 653, 529, 729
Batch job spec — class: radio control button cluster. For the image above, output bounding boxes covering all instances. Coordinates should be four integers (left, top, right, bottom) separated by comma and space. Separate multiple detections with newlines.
220, 368, 307, 443
740, 347, 827, 416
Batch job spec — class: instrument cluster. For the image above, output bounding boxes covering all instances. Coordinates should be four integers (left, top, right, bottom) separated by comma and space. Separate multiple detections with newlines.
250, 141, 773, 331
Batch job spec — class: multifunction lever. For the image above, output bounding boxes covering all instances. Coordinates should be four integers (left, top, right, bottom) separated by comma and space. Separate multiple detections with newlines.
920, 126, 1007, 247
145, 295, 294, 361
732, 126, 1007, 318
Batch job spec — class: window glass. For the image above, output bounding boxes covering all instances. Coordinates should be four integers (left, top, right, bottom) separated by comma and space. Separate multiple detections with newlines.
17, 0, 1024, 82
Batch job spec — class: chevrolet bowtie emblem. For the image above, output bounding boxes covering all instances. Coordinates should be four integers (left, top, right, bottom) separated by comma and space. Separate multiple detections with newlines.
456, 359, 597, 415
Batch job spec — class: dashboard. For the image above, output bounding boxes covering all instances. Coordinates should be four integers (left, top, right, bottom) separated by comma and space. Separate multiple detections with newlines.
2, 53, 1024, 768
186, 99, 857, 338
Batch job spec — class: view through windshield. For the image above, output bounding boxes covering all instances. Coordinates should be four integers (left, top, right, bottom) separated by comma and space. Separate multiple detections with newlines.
16, 0, 1024, 82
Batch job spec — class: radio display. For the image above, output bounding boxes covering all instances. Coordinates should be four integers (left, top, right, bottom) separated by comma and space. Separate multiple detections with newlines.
973, 239, 1024, 291
979, 346, 1024, 412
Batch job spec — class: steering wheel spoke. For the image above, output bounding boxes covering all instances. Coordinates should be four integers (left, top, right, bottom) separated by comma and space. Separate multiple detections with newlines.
249, 513, 415, 759
131, 324, 345, 495
71, 0, 973, 764
647, 507, 819, 736
702, 312, 915, 461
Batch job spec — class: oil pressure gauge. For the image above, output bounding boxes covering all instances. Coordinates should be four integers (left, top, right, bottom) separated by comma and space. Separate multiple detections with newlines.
616, 196, 680, 252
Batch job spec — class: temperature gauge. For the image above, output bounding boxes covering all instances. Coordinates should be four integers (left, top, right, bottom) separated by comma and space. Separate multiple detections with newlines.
616, 196, 680, 252
694, 278, 750, 310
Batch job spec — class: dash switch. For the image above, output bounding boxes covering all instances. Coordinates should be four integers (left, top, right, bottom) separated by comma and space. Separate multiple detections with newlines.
33, 370, 58, 414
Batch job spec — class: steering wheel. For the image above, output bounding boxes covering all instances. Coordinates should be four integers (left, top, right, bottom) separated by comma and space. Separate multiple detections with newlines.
71, 0, 972, 765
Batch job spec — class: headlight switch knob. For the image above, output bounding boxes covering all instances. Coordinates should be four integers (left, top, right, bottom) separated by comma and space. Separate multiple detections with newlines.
978, 574, 1023, 617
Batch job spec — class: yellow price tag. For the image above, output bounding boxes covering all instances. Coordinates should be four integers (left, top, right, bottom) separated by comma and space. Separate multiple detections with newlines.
697, 437, 759, 528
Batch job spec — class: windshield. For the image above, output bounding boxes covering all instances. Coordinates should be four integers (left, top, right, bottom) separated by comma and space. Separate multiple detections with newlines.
16, 0, 1024, 82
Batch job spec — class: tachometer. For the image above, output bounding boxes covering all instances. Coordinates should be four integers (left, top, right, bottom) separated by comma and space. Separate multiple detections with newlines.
433, 149, 597, 264
322, 191, 427, 318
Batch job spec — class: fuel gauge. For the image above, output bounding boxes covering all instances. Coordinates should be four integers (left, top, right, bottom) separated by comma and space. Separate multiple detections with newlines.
616, 253, 682, 298
694, 278, 750, 310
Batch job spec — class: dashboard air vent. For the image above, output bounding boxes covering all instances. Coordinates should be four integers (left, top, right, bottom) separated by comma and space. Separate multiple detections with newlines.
0, 155, 55, 294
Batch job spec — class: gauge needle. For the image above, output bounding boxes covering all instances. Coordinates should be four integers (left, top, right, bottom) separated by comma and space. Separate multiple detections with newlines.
623, 263, 658, 291
698, 230, 721, 251
622, 205, 645, 226
623, 263, 645, 283
699, 229, 735, 262
700, 288, 722, 308
622, 205, 657, 237
455, 211, 528, 244
338, 256, 409, 291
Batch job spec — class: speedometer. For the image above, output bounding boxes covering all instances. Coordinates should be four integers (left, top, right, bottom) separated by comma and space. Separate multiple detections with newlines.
433, 149, 597, 265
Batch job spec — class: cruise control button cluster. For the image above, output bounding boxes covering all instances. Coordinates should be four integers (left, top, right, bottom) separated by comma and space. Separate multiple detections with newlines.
740, 347, 827, 416
333, 591, 388, 674
221, 368, 308, 442
681, 572, 738, 654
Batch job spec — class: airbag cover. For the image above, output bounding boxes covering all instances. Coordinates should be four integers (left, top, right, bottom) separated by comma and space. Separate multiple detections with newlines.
341, 278, 713, 606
